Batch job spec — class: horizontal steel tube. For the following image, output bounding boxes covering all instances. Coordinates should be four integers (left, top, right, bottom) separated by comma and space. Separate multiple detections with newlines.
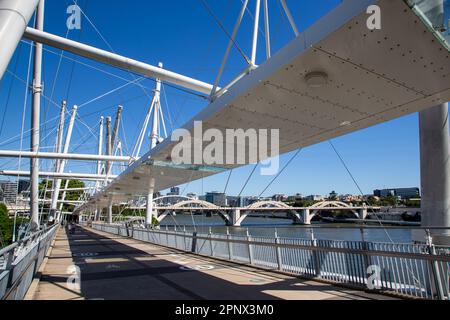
95, 225, 450, 263
46, 187, 95, 192
0, 170, 117, 180
23, 27, 217, 95
39, 199, 84, 204
0, 0, 39, 79
0, 150, 133, 162
0, 224, 57, 257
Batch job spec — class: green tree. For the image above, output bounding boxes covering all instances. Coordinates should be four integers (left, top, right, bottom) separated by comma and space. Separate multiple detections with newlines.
365, 196, 379, 206
39, 179, 85, 213
380, 195, 398, 206
0, 203, 13, 246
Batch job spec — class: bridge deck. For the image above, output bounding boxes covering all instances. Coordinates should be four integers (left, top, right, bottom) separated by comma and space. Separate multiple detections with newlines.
29, 226, 397, 300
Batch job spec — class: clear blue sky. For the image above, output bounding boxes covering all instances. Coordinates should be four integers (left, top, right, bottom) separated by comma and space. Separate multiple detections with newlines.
0, 0, 431, 197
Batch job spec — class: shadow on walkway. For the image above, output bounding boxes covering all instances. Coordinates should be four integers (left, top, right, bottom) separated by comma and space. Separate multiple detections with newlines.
36, 226, 390, 300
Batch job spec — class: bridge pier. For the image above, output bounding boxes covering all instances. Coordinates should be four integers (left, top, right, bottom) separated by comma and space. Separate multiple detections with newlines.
156, 210, 171, 224
290, 210, 306, 225
301, 209, 312, 225
418, 103, 450, 245
357, 208, 368, 220
227, 209, 246, 227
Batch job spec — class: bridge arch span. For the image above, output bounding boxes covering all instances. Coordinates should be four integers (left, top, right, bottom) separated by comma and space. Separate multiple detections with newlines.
155, 199, 221, 223
170, 199, 219, 210
246, 200, 291, 210
309, 201, 360, 221
230, 200, 304, 226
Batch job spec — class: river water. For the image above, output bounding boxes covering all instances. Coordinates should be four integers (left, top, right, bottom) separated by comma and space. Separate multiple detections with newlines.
159, 214, 413, 243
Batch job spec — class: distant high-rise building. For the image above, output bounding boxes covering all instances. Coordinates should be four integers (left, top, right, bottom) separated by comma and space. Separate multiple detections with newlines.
226, 196, 243, 207
373, 188, 420, 199
0, 181, 18, 203
205, 192, 227, 206
168, 187, 180, 196
18, 180, 30, 194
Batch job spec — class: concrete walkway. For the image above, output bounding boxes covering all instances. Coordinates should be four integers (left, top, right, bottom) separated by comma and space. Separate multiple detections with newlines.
29, 226, 398, 300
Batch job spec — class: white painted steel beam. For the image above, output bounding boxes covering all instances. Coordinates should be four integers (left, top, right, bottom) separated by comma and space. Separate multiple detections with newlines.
0, 0, 39, 79
30, 0, 45, 230
47, 187, 96, 192
0, 150, 132, 162
50, 106, 77, 213
39, 199, 84, 204
23, 27, 217, 95
0, 170, 117, 180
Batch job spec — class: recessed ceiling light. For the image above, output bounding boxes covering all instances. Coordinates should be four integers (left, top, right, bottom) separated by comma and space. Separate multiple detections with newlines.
305, 71, 328, 88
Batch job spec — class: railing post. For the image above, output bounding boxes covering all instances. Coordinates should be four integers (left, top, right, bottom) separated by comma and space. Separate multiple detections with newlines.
426, 230, 445, 300
360, 227, 372, 276
183, 226, 187, 251
274, 229, 282, 271
166, 227, 169, 246
191, 231, 197, 253
30, 237, 42, 279
227, 227, 233, 260
209, 227, 214, 257
311, 229, 321, 277
5, 245, 16, 289
174, 226, 178, 249
246, 229, 254, 265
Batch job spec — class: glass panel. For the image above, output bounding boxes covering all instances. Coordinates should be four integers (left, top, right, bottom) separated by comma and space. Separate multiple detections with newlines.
145, 159, 227, 173
408, 0, 450, 48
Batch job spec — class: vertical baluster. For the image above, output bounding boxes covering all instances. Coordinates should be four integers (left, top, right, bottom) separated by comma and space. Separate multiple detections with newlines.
209, 227, 214, 257
274, 230, 282, 271
346, 242, 355, 284
412, 246, 424, 298
246, 229, 253, 265
227, 228, 233, 261
337, 243, 347, 283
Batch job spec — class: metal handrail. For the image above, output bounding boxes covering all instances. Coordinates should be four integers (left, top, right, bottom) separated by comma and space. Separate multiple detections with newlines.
105, 226, 450, 262
0, 224, 59, 300
91, 222, 450, 300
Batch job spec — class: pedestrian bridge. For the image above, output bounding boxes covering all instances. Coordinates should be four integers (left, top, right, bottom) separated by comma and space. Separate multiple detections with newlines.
2, 225, 403, 300
2, 223, 449, 300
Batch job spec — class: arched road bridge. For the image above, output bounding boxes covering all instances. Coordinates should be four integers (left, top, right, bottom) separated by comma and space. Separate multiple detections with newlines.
97, 197, 376, 227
